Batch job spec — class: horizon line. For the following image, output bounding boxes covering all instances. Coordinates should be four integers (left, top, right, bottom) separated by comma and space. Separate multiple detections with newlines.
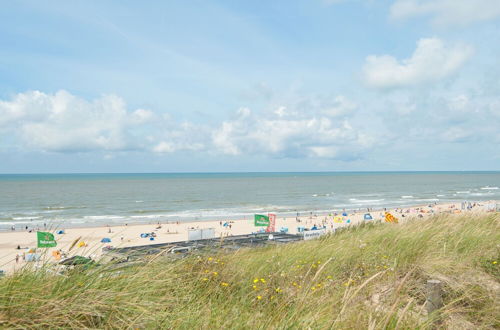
1, 170, 500, 175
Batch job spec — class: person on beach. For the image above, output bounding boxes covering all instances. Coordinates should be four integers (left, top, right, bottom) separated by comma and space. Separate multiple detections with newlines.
15, 254, 19, 263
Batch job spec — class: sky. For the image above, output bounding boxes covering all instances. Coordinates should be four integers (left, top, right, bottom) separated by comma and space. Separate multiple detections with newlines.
0, 0, 499, 173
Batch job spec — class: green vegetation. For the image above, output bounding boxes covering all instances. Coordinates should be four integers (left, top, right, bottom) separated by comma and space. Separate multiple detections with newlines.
1, 213, 499, 329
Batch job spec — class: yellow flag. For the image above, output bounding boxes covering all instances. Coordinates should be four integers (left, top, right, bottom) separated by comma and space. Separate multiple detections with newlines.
385, 212, 398, 223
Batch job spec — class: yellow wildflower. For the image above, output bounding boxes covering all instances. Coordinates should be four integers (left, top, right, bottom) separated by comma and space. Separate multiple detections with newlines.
208, 257, 213, 261
204, 270, 209, 273
253, 278, 259, 283
221, 282, 229, 287
275, 288, 282, 293
493, 261, 497, 265
253, 285, 257, 290
260, 278, 266, 283
311, 287, 316, 291
317, 261, 321, 264
212, 271, 218, 276
257, 295, 262, 300
292, 282, 298, 286
326, 275, 332, 279
270, 295, 275, 300
202, 278, 208, 281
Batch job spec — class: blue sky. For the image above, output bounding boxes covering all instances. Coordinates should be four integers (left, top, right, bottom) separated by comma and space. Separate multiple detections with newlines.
1, 0, 499, 173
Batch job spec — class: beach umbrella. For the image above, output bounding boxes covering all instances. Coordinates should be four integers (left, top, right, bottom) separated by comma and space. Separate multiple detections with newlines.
333, 216, 343, 223
101, 237, 111, 243
57, 230, 65, 234
342, 212, 348, 217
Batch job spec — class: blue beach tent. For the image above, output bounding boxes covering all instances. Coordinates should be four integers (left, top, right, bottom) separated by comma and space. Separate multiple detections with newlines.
57, 230, 65, 234
342, 212, 348, 217
101, 238, 111, 243
364, 213, 373, 220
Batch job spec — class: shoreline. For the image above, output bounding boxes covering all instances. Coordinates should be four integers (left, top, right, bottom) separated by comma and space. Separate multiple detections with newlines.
1, 200, 498, 275
1, 198, 493, 232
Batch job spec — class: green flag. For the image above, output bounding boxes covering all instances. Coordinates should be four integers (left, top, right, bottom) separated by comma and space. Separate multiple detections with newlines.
254, 214, 270, 226
37, 231, 57, 248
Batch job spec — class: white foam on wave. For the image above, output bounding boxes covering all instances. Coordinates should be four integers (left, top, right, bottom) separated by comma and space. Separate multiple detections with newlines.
414, 198, 440, 202
348, 198, 386, 205
456, 191, 470, 194
469, 192, 494, 196
436, 194, 445, 197
83, 215, 125, 220
480, 186, 498, 190
401, 195, 413, 199
13, 216, 42, 220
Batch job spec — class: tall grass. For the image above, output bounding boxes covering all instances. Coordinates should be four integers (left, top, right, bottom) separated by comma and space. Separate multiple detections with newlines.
1, 213, 498, 329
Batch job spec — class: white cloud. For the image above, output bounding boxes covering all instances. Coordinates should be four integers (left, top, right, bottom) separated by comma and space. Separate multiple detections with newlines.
0, 90, 370, 159
390, 0, 500, 26
212, 106, 373, 159
363, 38, 473, 89
440, 127, 474, 142
130, 109, 154, 124
0, 90, 153, 152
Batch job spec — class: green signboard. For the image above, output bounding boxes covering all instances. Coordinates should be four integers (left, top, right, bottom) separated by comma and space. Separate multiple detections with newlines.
37, 231, 57, 248
254, 214, 270, 226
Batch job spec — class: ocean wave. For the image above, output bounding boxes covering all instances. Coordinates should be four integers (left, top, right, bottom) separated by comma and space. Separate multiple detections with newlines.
83, 215, 126, 221
480, 186, 499, 190
401, 195, 413, 199
12, 216, 42, 220
469, 192, 494, 196
349, 198, 385, 203
456, 191, 470, 194
131, 209, 172, 214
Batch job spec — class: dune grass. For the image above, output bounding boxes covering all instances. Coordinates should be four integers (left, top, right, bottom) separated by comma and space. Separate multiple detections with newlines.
1, 213, 499, 329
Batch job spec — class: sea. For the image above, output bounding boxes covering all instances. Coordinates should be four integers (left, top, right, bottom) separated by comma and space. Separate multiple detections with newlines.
0, 172, 499, 231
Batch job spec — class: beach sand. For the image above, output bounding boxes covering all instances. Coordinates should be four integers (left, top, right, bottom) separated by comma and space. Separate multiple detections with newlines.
1, 201, 496, 274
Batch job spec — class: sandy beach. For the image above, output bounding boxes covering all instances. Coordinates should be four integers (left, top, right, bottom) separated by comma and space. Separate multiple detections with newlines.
1, 200, 497, 274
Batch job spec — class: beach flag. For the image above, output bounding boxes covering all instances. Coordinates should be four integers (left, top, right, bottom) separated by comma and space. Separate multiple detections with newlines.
254, 214, 270, 226
266, 213, 276, 232
384, 212, 398, 224
37, 231, 57, 248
